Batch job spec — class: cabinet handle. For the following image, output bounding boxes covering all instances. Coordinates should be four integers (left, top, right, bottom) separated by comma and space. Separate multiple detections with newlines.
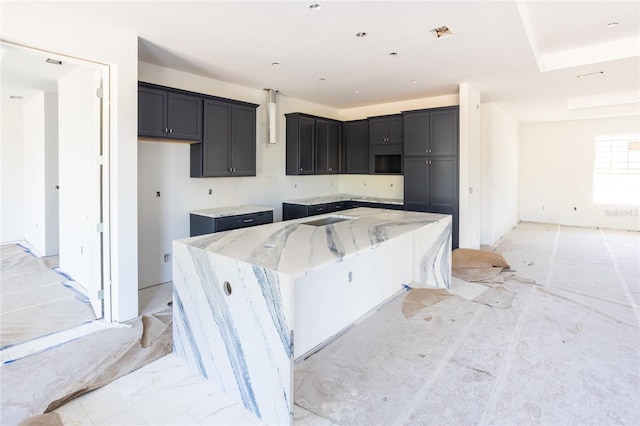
169, 128, 174, 134
428, 149, 431, 153
300, 168, 303, 172
165, 128, 169, 133
317, 208, 324, 211
243, 218, 254, 223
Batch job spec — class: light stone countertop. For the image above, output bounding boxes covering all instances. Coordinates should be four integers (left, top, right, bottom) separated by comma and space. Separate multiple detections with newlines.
190, 205, 274, 218
282, 193, 403, 206
178, 207, 449, 278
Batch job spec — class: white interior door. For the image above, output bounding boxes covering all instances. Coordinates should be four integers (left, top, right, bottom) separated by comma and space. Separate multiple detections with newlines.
58, 66, 103, 318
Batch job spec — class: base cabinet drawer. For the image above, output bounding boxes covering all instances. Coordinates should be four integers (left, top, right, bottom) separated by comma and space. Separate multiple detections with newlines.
190, 211, 273, 236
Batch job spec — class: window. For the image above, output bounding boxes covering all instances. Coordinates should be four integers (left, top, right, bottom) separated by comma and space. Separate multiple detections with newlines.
593, 134, 640, 205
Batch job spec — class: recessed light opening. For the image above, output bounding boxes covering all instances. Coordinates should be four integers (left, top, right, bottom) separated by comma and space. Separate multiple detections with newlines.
10, 95, 23, 99
607, 22, 619, 28
45, 58, 63, 65
389, 52, 398, 56
356, 32, 367, 37
430, 26, 453, 39
309, 3, 321, 10
271, 62, 280, 66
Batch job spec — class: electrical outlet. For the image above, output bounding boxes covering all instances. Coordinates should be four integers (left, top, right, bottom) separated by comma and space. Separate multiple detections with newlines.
208, 189, 212, 195
348, 271, 353, 282
156, 191, 161, 197
163, 253, 171, 263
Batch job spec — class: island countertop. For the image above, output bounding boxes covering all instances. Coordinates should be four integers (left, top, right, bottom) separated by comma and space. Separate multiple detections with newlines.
178, 207, 449, 278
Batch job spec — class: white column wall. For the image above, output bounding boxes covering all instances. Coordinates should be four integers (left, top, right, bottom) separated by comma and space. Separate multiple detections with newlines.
1, 102, 24, 243
459, 83, 482, 249
22, 93, 46, 255
480, 103, 520, 246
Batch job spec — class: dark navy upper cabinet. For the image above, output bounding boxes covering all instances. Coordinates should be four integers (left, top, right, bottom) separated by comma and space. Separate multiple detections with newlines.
316, 119, 342, 174
286, 113, 341, 175
138, 82, 202, 142
369, 114, 403, 145
403, 106, 458, 157
192, 98, 258, 177
343, 120, 369, 174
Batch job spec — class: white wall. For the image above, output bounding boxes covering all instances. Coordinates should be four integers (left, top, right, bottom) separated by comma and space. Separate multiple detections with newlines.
44, 92, 59, 256
520, 116, 640, 231
21, 92, 58, 256
2, 3, 140, 321
0, 102, 24, 243
481, 103, 520, 246
459, 83, 482, 249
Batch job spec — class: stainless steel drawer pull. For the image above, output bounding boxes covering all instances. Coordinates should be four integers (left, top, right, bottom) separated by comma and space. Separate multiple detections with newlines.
243, 219, 254, 223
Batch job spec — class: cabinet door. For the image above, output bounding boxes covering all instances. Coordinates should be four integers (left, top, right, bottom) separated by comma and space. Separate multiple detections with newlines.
202, 100, 231, 177
344, 120, 369, 174
429, 156, 458, 249
230, 104, 257, 176
403, 111, 430, 156
299, 116, 316, 174
369, 118, 389, 145
327, 121, 341, 173
403, 157, 429, 212
168, 92, 202, 141
138, 86, 167, 138
387, 115, 404, 144
315, 120, 330, 173
430, 107, 458, 156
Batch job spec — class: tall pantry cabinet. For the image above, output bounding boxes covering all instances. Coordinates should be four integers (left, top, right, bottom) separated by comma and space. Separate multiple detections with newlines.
403, 106, 459, 248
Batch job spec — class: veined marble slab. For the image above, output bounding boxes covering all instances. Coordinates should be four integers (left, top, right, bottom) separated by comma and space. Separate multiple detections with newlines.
173, 208, 451, 425
190, 205, 274, 218
282, 193, 403, 206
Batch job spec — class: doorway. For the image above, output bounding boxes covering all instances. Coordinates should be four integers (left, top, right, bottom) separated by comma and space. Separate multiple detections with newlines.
0, 42, 110, 348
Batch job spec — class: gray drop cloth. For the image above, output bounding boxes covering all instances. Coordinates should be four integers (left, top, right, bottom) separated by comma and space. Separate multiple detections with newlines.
1, 309, 173, 425
1, 244, 96, 347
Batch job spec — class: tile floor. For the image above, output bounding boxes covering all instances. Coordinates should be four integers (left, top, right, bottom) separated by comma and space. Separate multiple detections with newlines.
30, 223, 640, 424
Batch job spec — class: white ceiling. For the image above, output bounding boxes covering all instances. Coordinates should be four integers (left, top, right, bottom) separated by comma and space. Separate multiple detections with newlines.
2, 1, 639, 123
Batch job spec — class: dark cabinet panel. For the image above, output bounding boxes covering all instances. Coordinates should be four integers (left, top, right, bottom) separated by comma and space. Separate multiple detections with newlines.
230, 104, 257, 176
168, 92, 202, 141
202, 100, 231, 177
138, 86, 168, 138
286, 114, 316, 175
403, 110, 430, 156
286, 114, 341, 175
343, 120, 369, 174
403, 106, 458, 157
430, 107, 458, 156
192, 99, 257, 177
315, 119, 341, 174
138, 83, 202, 141
369, 115, 403, 145
403, 106, 459, 248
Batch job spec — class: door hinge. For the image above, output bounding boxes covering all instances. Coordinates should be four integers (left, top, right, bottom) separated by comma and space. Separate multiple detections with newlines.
96, 87, 103, 98
97, 289, 104, 300
96, 223, 104, 233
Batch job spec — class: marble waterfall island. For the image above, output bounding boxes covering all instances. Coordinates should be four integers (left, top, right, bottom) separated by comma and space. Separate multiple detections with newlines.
172, 207, 452, 425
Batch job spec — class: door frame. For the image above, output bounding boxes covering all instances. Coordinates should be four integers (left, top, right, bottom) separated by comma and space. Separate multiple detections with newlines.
2, 40, 112, 321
